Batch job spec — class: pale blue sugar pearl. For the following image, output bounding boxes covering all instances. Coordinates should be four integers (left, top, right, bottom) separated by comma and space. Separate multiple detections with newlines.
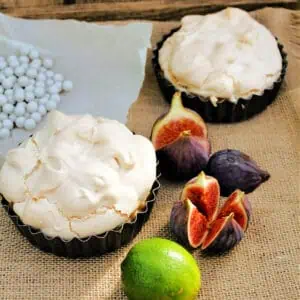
0, 128, 10, 139
2, 78, 14, 89
5, 89, 13, 98
24, 112, 30, 119
11, 76, 17, 83
40, 67, 46, 73
46, 70, 54, 78
31, 112, 42, 123
29, 79, 35, 86
37, 73, 46, 82
14, 65, 26, 77
34, 87, 45, 98
54, 73, 64, 81
21, 63, 29, 71
15, 116, 25, 128
0, 73, 5, 83
30, 59, 42, 69
29, 49, 39, 60
27, 68, 38, 79
43, 58, 53, 69
0, 94, 7, 106
54, 82, 62, 92
2, 103, 14, 114
46, 79, 54, 86
35, 81, 45, 88
50, 94, 60, 103
39, 97, 48, 105
19, 56, 29, 64
46, 100, 56, 111
14, 88, 25, 102
25, 85, 34, 92
18, 76, 30, 87
0, 112, 8, 121
19, 45, 31, 56
8, 57, 19, 68
0, 121, 2, 129
27, 101, 38, 113
9, 113, 17, 122
0, 86, 3, 94
38, 104, 47, 116
24, 118, 36, 131
0, 60, 7, 70
48, 85, 59, 94
25, 91, 35, 102
4, 67, 13, 77
3, 119, 13, 130
62, 80, 73, 92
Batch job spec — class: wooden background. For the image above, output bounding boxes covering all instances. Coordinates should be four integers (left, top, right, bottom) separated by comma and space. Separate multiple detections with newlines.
0, 0, 298, 21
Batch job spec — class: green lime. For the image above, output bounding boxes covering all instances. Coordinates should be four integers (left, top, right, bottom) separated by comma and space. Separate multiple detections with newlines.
121, 238, 201, 300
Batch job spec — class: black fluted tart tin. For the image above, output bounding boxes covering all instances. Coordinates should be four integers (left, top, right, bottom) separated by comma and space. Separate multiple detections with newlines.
152, 28, 288, 123
1, 173, 160, 258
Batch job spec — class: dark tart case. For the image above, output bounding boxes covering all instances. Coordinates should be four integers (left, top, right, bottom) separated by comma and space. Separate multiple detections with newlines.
153, 28, 288, 123
1, 171, 160, 258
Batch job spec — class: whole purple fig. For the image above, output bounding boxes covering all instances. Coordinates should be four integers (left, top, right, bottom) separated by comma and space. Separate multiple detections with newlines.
206, 149, 270, 196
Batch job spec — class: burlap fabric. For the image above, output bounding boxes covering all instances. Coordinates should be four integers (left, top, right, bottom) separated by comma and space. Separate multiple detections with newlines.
0, 8, 299, 300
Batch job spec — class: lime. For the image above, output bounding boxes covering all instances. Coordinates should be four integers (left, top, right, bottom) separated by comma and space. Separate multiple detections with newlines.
121, 238, 201, 300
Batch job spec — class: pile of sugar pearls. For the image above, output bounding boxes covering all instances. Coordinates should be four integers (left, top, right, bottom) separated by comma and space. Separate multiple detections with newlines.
0, 46, 73, 139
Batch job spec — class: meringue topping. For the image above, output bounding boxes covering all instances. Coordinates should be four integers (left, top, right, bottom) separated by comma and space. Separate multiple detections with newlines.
159, 8, 282, 104
0, 111, 156, 240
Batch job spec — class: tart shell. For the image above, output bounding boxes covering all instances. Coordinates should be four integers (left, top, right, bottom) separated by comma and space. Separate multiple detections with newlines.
1, 169, 161, 258
152, 28, 288, 123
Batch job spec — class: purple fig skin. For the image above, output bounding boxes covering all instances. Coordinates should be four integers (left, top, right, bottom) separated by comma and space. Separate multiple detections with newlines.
157, 135, 211, 181
203, 219, 244, 255
206, 149, 270, 196
170, 201, 190, 247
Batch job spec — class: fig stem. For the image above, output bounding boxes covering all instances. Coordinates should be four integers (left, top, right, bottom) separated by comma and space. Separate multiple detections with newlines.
170, 92, 184, 111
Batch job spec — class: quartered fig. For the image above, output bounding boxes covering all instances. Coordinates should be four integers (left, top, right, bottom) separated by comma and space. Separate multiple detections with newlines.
201, 214, 244, 254
170, 199, 208, 248
218, 190, 252, 231
151, 92, 210, 180
181, 171, 219, 222
170, 171, 252, 255
206, 149, 270, 196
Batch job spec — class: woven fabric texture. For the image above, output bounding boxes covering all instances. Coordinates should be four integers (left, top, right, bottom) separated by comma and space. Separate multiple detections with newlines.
0, 7, 299, 300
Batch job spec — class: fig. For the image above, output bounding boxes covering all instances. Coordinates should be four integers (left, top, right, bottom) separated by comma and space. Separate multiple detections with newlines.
170, 199, 208, 248
151, 92, 210, 181
181, 171, 219, 222
206, 149, 270, 196
201, 214, 244, 254
218, 190, 252, 231
170, 171, 252, 255
156, 132, 211, 180
151, 92, 207, 150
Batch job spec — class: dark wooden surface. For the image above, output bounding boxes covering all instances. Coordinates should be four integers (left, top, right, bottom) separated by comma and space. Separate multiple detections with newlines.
0, 0, 297, 21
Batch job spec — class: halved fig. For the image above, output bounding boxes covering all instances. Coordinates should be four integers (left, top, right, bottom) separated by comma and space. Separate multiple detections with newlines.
151, 92, 207, 150
201, 213, 244, 254
181, 171, 220, 222
218, 190, 252, 231
156, 133, 211, 180
170, 199, 208, 248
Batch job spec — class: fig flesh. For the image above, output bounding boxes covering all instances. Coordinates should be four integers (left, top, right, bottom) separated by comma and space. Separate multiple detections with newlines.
218, 190, 251, 231
156, 133, 211, 180
206, 149, 270, 196
201, 214, 244, 254
181, 171, 219, 222
151, 92, 207, 150
170, 171, 252, 255
170, 199, 208, 248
